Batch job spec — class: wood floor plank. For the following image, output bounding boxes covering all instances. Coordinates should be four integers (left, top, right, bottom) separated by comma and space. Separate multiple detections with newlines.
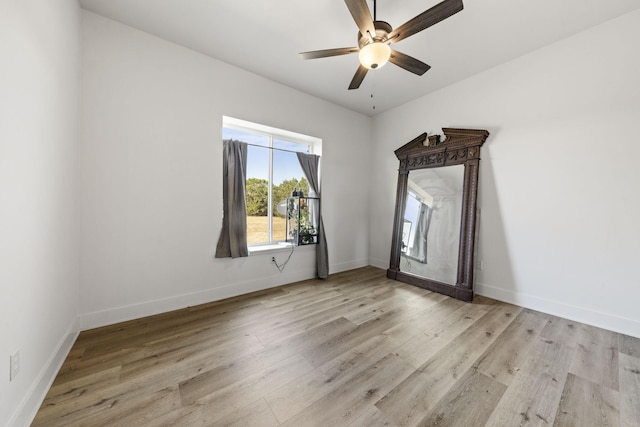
279, 353, 414, 427
539, 314, 582, 350
34, 383, 183, 427
193, 354, 313, 424
619, 334, 640, 358
569, 324, 620, 391
474, 309, 549, 386
346, 405, 396, 427
395, 298, 487, 369
32, 267, 640, 426
317, 321, 419, 376
484, 336, 575, 426
84, 385, 183, 427
36, 362, 182, 425
420, 370, 507, 426
266, 322, 418, 423
118, 331, 265, 387
32, 366, 122, 422
206, 398, 279, 427
145, 405, 204, 427
264, 367, 339, 424
253, 294, 376, 345
343, 289, 448, 325
299, 305, 417, 368
51, 345, 144, 385
260, 287, 342, 308
619, 353, 640, 426
554, 373, 620, 426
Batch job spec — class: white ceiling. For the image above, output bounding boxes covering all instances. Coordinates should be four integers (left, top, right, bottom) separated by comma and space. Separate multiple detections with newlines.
79, 0, 640, 117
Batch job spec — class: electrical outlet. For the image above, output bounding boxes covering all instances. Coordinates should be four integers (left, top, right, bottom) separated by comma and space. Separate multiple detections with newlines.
10, 350, 20, 381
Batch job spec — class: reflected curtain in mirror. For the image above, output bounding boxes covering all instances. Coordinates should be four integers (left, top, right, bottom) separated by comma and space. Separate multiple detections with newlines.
405, 198, 431, 263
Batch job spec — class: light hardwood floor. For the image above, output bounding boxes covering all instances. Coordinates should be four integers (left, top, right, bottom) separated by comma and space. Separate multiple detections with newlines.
33, 267, 640, 426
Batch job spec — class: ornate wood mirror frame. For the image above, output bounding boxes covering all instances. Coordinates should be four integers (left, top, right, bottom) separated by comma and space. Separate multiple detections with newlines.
387, 128, 489, 301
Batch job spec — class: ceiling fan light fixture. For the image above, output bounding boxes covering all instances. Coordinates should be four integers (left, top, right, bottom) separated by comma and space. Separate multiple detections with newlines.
358, 41, 391, 69
300, 0, 462, 89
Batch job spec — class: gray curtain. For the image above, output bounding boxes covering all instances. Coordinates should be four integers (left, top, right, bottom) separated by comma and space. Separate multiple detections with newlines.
408, 203, 432, 263
215, 140, 249, 258
297, 153, 329, 279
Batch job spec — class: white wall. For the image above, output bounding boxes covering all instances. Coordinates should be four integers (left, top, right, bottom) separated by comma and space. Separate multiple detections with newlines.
79, 11, 372, 329
0, 1, 80, 425
370, 9, 640, 338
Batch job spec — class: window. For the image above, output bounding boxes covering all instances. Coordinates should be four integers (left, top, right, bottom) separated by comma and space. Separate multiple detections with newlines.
222, 117, 321, 246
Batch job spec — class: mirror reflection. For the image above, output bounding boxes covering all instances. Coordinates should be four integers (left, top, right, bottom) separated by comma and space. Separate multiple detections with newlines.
400, 165, 464, 285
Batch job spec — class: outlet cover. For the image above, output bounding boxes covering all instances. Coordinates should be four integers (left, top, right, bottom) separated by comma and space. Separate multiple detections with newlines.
10, 351, 20, 381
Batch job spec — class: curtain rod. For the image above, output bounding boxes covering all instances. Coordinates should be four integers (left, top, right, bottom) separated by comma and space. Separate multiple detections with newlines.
227, 139, 313, 155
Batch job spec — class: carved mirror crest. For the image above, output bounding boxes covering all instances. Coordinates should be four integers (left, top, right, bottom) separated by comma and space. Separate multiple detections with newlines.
387, 128, 489, 301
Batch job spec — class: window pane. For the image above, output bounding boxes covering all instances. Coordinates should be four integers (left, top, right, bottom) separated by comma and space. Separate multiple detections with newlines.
246, 145, 269, 244
273, 138, 309, 153
272, 149, 308, 242
404, 193, 421, 252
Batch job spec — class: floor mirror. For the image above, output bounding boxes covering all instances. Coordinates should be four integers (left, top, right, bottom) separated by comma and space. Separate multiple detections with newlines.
387, 128, 489, 301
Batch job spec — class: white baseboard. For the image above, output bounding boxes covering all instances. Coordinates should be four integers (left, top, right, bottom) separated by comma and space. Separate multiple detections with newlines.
476, 281, 640, 338
78, 269, 318, 331
330, 258, 369, 274
8, 319, 79, 427
367, 257, 388, 270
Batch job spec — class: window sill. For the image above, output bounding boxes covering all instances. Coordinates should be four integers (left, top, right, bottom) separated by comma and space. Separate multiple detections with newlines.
248, 242, 295, 255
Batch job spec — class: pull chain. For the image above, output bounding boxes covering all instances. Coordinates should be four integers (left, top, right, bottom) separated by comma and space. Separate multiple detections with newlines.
371, 72, 377, 110
371, 0, 378, 111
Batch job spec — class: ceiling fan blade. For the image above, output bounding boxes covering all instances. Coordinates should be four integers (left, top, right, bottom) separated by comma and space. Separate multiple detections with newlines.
389, 50, 431, 76
344, 0, 376, 41
388, 0, 463, 43
299, 47, 359, 60
348, 64, 368, 90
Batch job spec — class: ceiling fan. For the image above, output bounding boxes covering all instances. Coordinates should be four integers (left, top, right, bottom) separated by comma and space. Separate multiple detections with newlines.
299, 0, 464, 90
